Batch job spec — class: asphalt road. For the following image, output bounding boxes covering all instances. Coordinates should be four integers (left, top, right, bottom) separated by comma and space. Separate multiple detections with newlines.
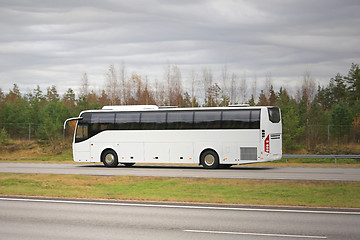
0, 196, 359, 240
0, 162, 359, 181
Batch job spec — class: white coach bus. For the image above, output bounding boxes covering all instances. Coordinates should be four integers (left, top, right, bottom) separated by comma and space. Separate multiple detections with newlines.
64, 105, 282, 169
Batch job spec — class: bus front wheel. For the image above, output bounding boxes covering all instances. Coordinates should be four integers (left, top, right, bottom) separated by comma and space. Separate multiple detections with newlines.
200, 150, 219, 169
102, 149, 119, 167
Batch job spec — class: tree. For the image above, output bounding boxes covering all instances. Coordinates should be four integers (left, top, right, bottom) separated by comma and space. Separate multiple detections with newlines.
239, 73, 247, 104
276, 90, 305, 151
344, 63, 360, 104
258, 90, 268, 106
119, 61, 127, 105
202, 67, 214, 106
28, 85, 45, 105
46, 85, 60, 103
0, 88, 4, 103
230, 73, 238, 104
189, 69, 199, 107
268, 85, 277, 106
221, 65, 229, 106
6, 84, 22, 103
169, 65, 183, 106
300, 72, 316, 108
331, 101, 353, 142
2, 84, 30, 138
36, 102, 71, 143
105, 64, 120, 105
281, 104, 305, 151
63, 88, 76, 111
204, 83, 221, 107
332, 73, 347, 103
27, 86, 45, 133
80, 72, 89, 98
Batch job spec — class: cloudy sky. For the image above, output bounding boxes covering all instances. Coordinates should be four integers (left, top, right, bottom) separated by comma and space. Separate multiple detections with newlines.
0, 0, 359, 96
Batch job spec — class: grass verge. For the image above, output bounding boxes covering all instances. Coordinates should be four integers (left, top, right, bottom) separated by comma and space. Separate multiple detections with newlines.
0, 173, 359, 208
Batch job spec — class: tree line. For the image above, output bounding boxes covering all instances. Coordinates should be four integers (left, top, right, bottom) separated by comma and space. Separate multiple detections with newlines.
0, 63, 359, 153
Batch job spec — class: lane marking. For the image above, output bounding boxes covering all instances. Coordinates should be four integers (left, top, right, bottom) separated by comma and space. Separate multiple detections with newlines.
0, 197, 359, 215
184, 229, 327, 239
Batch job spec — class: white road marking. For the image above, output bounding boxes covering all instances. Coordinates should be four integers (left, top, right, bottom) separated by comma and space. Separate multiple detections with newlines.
184, 229, 327, 239
0, 197, 359, 215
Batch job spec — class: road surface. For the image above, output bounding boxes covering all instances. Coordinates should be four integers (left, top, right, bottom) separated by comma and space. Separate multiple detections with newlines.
0, 162, 359, 181
0, 196, 359, 240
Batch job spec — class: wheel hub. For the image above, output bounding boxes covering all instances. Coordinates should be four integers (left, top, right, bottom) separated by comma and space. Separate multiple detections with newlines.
204, 154, 215, 166
105, 153, 115, 165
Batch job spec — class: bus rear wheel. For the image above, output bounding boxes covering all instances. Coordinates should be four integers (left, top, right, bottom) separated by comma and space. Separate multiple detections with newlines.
102, 149, 119, 167
201, 150, 219, 169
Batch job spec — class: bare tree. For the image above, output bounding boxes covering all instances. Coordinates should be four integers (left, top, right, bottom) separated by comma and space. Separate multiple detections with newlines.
119, 61, 127, 105
170, 65, 183, 106
264, 73, 273, 100
221, 65, 229, 101
189, 69, 199, 107
302, 71, 316, 105
239, 73, 247, 103
80, 72, 89, 98
105, 64, 120, 105
202, 67, 213, 106
230, 72, 238, 104
154, 79, 166, 106
164, 63, 171, 105
251, 74, 258, 104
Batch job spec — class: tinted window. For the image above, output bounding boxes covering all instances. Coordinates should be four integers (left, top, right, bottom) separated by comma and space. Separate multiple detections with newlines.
91, 113, 115, 124
141, 112, 166, 130
75, 112, 115, 142
75, 112, 91, 143
222, 110, 250, 129
167, 111, 193, 129
250, 110, 261, 129
115, 112, 140, 130
89, 113, 115, 137
268, 107, 280, 123
194, 111, 221, 129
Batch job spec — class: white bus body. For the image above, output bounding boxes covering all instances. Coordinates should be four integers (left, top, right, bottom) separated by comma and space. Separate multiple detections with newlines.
65, 106, 282, 168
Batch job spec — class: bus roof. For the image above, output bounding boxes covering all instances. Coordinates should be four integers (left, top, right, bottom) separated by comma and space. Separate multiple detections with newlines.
79, 105, 276, 115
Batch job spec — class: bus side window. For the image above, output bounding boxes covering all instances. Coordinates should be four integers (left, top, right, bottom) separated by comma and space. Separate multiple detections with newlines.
194, 111, 221, 129
222, 110, 250, 129
115, 112, 140, 130
167, 111, 193, 129
250, 110, 261, 129
90, 113, 115, 136
141, 112, 166, 130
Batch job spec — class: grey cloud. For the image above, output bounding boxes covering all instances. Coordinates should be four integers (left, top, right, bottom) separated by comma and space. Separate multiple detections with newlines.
0, 0, 359, 94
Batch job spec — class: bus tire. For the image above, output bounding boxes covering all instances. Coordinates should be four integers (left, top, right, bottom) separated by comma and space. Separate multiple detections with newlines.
123, 163, 135, 167
200, 150, 219, 169
102, 149, 119, 167
220, 164, 232, 169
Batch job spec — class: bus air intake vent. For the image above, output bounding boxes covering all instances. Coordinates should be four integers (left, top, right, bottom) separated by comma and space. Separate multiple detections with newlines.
240, 147, 257, 160
270, 134, 281, 140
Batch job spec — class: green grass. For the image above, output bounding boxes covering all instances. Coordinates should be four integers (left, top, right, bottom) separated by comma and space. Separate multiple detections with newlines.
1, 173, 359, 208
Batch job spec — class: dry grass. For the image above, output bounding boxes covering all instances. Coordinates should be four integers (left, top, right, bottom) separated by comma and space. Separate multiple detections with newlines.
1, 173, 359, 208
0, 140, 73, 163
